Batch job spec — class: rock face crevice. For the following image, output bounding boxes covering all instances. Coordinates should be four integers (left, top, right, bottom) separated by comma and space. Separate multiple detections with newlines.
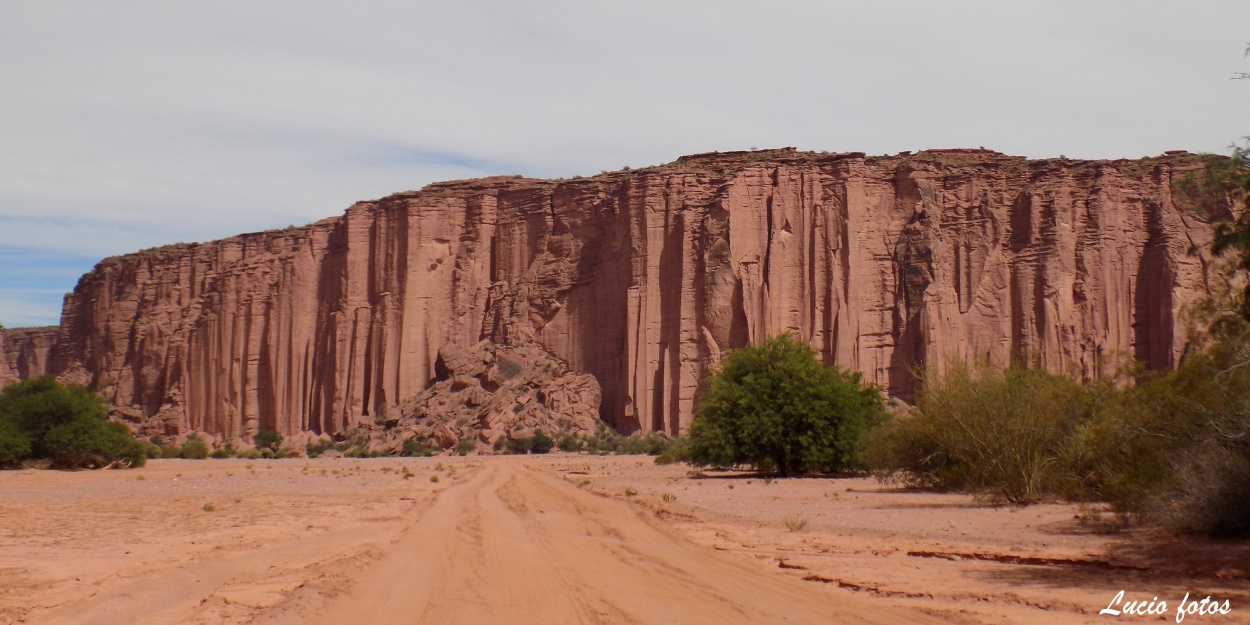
0, 149, 1218, 440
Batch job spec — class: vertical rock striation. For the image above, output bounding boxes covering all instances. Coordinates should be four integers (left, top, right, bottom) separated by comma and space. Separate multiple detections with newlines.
8, 149, 1219, 439
1, 326, 57, 386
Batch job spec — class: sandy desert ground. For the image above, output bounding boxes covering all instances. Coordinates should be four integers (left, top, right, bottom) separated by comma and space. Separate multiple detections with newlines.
1, 455, 1247, 625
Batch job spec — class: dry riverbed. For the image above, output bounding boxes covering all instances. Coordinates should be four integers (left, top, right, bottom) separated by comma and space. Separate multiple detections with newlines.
1, 455, 1246, 624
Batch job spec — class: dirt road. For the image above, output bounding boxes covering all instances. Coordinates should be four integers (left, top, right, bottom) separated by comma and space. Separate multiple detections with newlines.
9, 457, 1246, 624
273, 460, 940, 625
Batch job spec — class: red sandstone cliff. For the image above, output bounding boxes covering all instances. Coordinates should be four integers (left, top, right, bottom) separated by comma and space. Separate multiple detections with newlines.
0, 326, 57, 387
2, 149, 1221, 440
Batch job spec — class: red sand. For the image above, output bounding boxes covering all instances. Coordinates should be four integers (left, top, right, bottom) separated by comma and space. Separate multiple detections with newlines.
1, 455, 1246, 624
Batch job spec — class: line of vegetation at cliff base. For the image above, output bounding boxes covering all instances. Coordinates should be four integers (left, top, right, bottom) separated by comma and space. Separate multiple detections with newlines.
0, 376, 146, 469
865, 344, 1250, 538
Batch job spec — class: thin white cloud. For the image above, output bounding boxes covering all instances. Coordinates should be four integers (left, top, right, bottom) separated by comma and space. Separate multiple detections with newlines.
1, 0, 1248, 326
0, 291, 66, 328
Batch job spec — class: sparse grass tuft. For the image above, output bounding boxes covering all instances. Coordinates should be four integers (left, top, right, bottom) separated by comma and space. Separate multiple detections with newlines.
782, 514, 808, 532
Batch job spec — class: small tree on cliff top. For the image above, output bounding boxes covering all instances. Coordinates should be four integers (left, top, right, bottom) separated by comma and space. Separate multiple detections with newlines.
687, 334, 885, 477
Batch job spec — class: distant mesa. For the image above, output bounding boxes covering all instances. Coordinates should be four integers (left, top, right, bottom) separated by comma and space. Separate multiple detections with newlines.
0, 148, 1219, 443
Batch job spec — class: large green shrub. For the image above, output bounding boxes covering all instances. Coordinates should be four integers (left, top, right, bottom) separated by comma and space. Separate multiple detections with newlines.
43, 418, 147, 469
0, 376, 145, 469
507, 436, 532, 454
1073, 329, 1250, 535
400, 437, 435, 457
556, 432, 582, 452
0, 418, 32, 467
530, 429, 554, 454
869, 361, 1098, 503
688, 334, 885, 476
179, 434, 210, 460
0, 376, 108, 456
253, 429, 283, 453
654, 438, 690, 465
306, 438, 333, 458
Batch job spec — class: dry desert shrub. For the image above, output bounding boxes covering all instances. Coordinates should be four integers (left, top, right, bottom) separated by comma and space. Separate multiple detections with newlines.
782, 515, 808, 532
867, 360, 1096, 504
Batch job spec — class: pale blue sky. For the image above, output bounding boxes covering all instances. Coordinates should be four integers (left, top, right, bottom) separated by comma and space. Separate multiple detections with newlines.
2, 1, 1248, 327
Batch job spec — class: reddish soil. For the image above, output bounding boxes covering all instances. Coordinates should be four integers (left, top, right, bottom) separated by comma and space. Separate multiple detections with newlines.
1, 455, 1246, 624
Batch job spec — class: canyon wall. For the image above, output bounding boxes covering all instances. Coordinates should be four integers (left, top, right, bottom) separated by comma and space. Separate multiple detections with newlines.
1, 149, 1219, 439
0, 326, 57, 387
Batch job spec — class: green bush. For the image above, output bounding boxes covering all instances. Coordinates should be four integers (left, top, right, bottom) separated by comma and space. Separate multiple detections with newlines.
306, 439, 333, 458
401, 437, 435, 457
210, 442, 236, 459
43, 418, 147, 469
179, 435, 210, 460
688, 334, 885, 476
868, 361, 1096, 503
0, 376, 107, 456
160, 444, 182, 459
581, 426, 675, 456
654, 439, 690, 465
254, 430, 283, 453
344, 446, 383, 458
143, 441, 163, 459
1161, 440, 1250, 537
0, 418, 32, 467
1071, 330, 1250, 535
0, 376, 145, 469
621, 432, 673, 455
531, 430, 554, 454
507, 437, 532, 454
582, 425, 623, 455
240, 448, 262, 460
867, 335, 1250, 533
556, 432, 582, 452
455, 437, 477, 456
